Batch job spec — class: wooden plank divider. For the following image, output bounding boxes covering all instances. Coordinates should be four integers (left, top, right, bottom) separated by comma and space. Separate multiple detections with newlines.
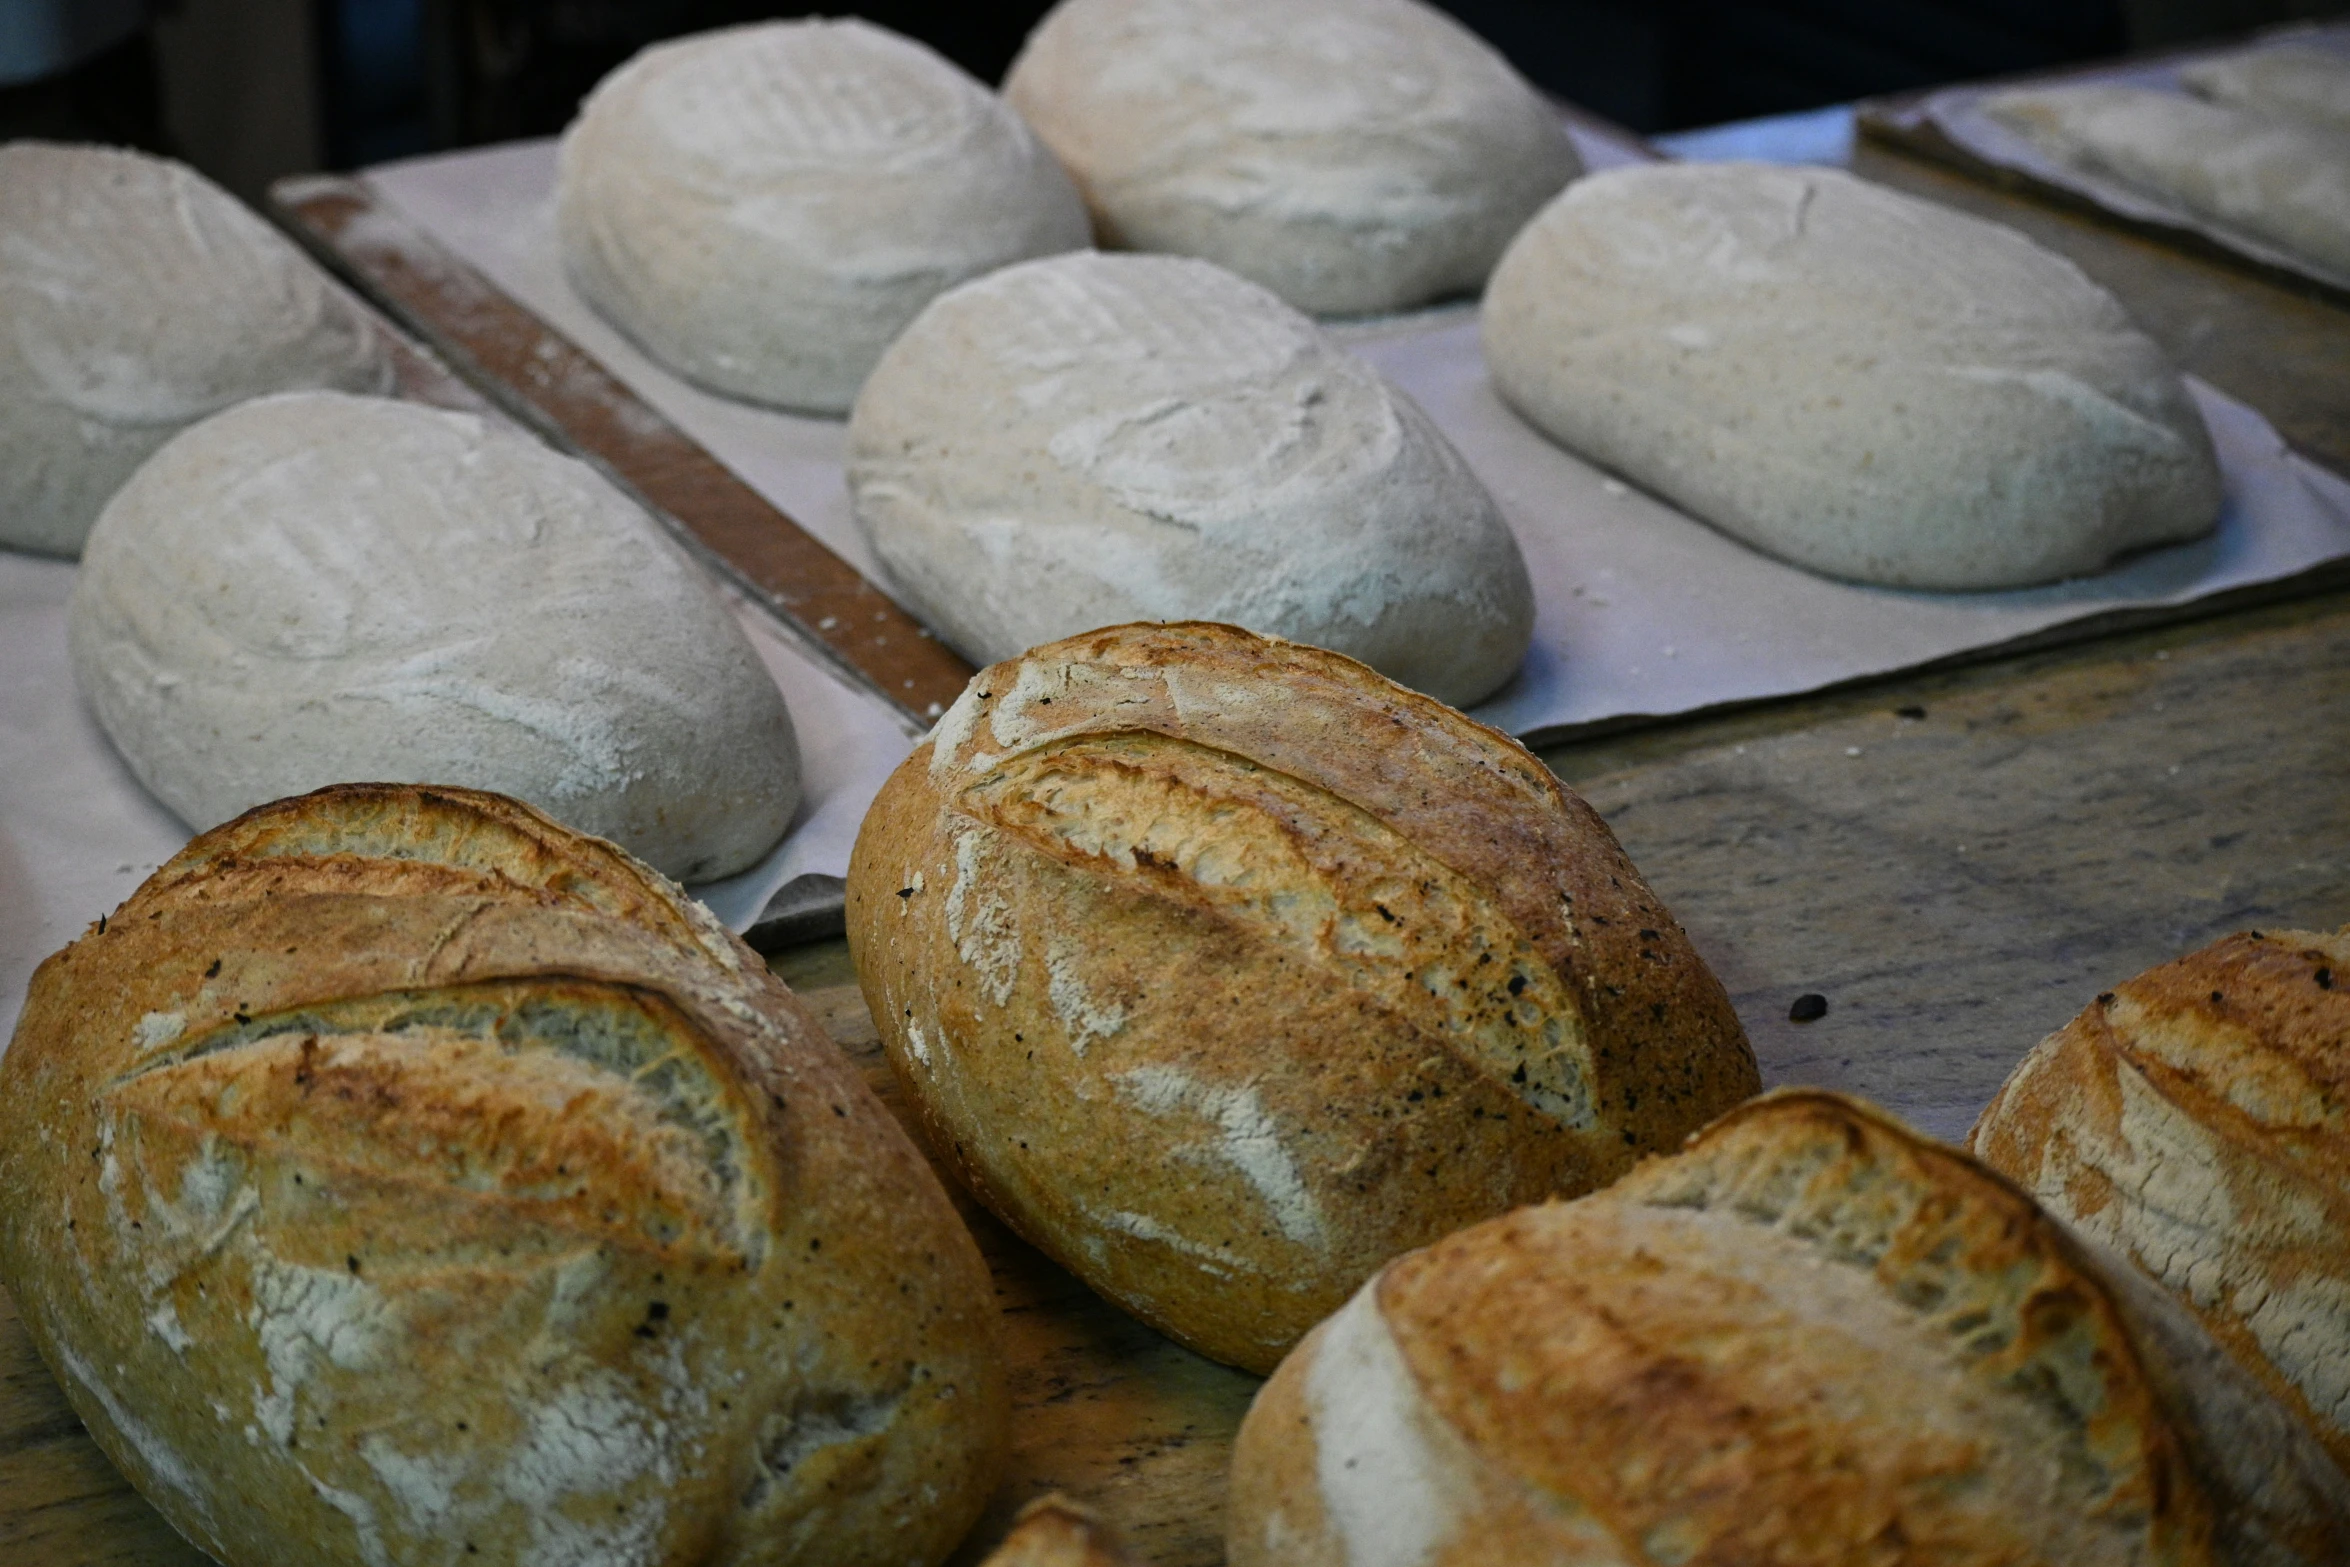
267, 174, 976, 731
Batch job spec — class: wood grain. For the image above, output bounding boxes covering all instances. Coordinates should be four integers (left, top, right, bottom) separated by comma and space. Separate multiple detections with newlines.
9, 585, 2346, 1565
268, 175, 975, 728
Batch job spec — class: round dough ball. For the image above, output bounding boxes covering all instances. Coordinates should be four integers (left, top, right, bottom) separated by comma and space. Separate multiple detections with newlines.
557, 18, 1090, 415
1003, 0, 1578, 314
847, 252, 1534, 708
0, 784, 1007, 1567
1483, 162, 2224, 590
848, 624, 1758, 1373
0, 142, 392, 559
68, 392, 800, 883
1229, 1092, 2350, 1566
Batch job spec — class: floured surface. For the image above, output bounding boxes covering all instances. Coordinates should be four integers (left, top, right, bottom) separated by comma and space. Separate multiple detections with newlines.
1903, 23, 2350, 293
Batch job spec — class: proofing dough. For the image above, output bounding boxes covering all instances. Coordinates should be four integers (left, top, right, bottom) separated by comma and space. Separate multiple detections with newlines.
68, 392, 800, 883
2181, 44, 2350, 135
1003, 0, 1578, 315
557, 18, 1089, 415
1483, 163, 2222, 590
0, 143, 391, 559
847, 252, 1535, 707
1983, 84, 2350, 281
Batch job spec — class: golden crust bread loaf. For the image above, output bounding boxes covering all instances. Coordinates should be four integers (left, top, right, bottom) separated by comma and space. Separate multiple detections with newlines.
1972, 928, 2350, 1474
0, 784, 1006, 1567
1228, 1090, 2350, 1567
975, 1494, 1136, 1566
846, 622, 1757, 1372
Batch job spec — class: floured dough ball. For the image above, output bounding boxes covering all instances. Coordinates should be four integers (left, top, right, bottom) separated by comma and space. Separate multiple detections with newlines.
1229, 1091, 2350, 1566
1484, 163, 2223, 590
848, 252, 1534, 707
1003, 0, 1577, 314
0, 142, 392, 558
68, 391, 799, 883
1972, 929, 2350, 1475
557, 18, 1090, 414
848, 624, 1757, 1373
0, 784, 1007, 1567
2182, 44, 2350, 135
1983, 85, 2350, 281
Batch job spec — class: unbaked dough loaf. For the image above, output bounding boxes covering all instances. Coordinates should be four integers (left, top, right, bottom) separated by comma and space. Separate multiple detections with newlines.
1229, 1091, 2350, 1567
557, 18, 1089, 414
2181, 45, 2350, 136
1972, 929, 2350, 1475
0, 142, 391, 558
0, 783, 1006, 1567
847, 623, 1757, 1373
1003, 0, 1577, 314
68, 391, 799, 882
848, 252, 1534, 707
1483, 162, 2222, 590
1983, 84, 2350, 281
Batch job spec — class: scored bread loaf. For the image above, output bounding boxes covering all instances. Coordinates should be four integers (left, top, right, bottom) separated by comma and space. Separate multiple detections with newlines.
1972, 928, 2350, 1475
846, 622, 1757, 1373
0, 784, 1005, 1567
1229, 1090, 2350, 1567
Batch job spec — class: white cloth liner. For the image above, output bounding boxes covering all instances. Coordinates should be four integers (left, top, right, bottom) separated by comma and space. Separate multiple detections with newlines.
6, 123, 2350, 1047
1910, 22, 2350, 294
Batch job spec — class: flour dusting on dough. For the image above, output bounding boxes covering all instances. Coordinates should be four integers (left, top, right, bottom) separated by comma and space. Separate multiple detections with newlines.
1116, 1064, 1326, 1248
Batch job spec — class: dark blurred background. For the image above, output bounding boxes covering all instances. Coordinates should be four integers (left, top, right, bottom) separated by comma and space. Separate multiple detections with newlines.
3, 0, 2345, 200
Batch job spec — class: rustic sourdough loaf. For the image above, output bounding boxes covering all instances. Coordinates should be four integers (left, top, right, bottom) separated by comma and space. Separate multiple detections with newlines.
0, 143, 391, 558
846, 622, 1757, 1373
0, 784, 1005, 1567
1972, 928, 2350, 1476
1230, 1090, 2350, 1566
1482, 161, 2221, 590
1003, 0, 1578, 314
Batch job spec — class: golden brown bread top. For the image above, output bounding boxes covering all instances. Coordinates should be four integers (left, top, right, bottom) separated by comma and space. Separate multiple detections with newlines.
0, 783, 1005, 1567
920, 621, 1755, 1151
1972, 927, 2350, 1474
975, 1495, 1135, 1566
1364, 1091, 2350, 1566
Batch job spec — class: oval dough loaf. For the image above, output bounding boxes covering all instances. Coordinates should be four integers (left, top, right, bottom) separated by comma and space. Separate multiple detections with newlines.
0, 783, 1006, 1567
0, 142, 391, 558
1983, 84, 2350, 282
848, 252, 1535, 708
1972, 929, 2350, 1474
1004, 0, 1577, 314
846, 622, 1757, 1373
1230, 1090, 2350, 1567
1483, 162, 2223, 590
557, 18, 1089, 414
67, 391, 799, 882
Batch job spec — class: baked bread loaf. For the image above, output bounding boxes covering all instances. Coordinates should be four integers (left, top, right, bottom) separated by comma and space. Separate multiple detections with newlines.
1972, 928, 2350, 1475
0, 783, 1006, 1567
1230, 1090, 2350, 1567
2182, 45, 2350, 135
1982, 85, 2350, 281
976, 1495, 1135, 1566
0, 142, 391, 558
1483, 161, 2223, 590
68, 390, 799, 883
1003, 0, 1577, 314
847, 252, 1535, 708
846, 622, 1756, 1373
557, 18, 1088, 414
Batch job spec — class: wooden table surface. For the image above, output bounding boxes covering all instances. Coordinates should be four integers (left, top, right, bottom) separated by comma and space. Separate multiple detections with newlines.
7, 135, 2350, 1566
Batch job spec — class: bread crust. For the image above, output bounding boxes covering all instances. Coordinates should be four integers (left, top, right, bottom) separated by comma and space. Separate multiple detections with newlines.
1972, 928, 2350, 1475
976, 1494, 1135, 1566
1231, 1090, 2350, 1566
0, 784, 1005, 1567
847, 622, 1755, 1371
